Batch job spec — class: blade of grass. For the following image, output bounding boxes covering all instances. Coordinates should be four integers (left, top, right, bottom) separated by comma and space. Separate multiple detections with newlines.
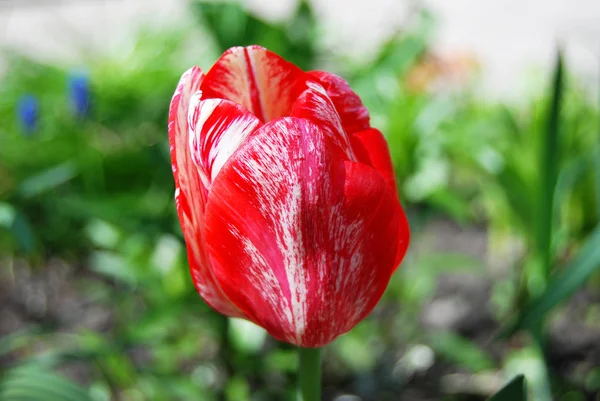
514, 224, 600, 332
535, 50, 564, 283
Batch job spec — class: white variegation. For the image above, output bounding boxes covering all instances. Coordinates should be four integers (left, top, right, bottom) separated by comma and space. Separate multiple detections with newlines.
201, 46, 303, 122
292, 80, 357, 161
187, 91, 261, 191
170, 47, 409, 347
168, 66, 244, 318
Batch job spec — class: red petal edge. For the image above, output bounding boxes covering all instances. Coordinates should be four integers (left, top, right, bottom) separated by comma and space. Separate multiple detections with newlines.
168, 66, 245, 318
291, 80, 356, 161
187, 92, 263, 190
306, 71, 371, 135
201, 45, 304, 122
350, 128, 398, 198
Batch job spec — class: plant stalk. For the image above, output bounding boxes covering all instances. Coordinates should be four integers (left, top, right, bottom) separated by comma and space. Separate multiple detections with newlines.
297, 347, 322, 401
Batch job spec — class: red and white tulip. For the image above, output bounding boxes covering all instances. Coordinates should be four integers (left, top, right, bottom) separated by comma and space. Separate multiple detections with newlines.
168, 45, 410, 347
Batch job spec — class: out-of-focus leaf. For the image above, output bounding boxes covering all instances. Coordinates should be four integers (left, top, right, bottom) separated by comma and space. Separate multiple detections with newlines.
596, 62, 600, 219
428, 331, 495, 372
0, 202, 16, 227
0, 326, 44, 356
10, 210, 36, 253
18, 162, 77, 198
0, 202, 35, 253
502, 224, 600, 336
0, 365, 93, 401
427, 188, 471, 223
535, 51, 563, 278
594, 146, 600, 219
192, 0, 317, 70
488, 375, 527, 401
503, 347, 551, 401
500, 106, 522, 141
496, 165, 534, 232
88, 251, 138, 286
356, 9, 434, 78
228, 318, 267, 354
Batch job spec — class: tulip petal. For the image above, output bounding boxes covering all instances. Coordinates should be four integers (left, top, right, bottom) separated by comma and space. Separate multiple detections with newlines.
306, 71, 370, 134
291, 80, 356, 160
188, 93, 262, 190
350, 128, 410, 267
205, 117, 408, 347
201, 45, 304, 122
350, 127, 398, 197
168, 67, 245, 318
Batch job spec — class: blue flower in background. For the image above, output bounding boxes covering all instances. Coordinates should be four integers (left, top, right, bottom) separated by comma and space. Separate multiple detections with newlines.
17, 95, 39, 135
69, 72, 91, 118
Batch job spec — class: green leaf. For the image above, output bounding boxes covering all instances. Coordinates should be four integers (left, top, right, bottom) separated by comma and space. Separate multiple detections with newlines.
0, 326, 44, 356
0, 202, 16, 228
596, 54, 600, 218
503, 224, 600, 336
488, 375, 527, 401
18, 162, 77, 198
0, 202, 35, 253
496, 165, 534, 232
0, 365, 93, 401
535, 50, 564, 279
428, 331, 495, 372
9, 210, 36, 253
192, 0, 317, 70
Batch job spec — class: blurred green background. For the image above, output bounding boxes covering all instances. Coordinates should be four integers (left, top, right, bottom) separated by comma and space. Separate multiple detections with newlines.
1, 1, 600, 400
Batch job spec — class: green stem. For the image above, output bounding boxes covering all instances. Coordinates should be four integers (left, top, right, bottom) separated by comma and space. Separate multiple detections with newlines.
297, 347, 322, 401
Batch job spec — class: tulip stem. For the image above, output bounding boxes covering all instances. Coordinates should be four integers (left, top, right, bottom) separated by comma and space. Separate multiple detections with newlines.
297, 347, 322, 401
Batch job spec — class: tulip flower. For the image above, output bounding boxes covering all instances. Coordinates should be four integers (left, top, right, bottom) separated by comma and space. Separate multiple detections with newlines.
168, 45, 410, 398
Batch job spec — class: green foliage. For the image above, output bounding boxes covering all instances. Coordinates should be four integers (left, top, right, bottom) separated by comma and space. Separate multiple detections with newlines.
534, 51, 563, 286
503, 224, 600, 336
428, 331, 495, 372
0, 365, 93, 401
1, 1, 599, 400
191, 0, 317, 70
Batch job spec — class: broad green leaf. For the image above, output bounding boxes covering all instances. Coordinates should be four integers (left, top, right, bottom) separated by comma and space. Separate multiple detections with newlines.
488, 375, 527, 401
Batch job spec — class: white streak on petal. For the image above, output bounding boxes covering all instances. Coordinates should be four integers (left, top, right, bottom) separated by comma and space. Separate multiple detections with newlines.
187, 94, 261, 190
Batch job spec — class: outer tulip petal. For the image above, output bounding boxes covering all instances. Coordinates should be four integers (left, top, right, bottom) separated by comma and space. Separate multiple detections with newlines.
350, 128, 398, 197
188, 92, 262, 190
168, 67, 245, 318
350, 128, 410, 268
291, 80, 356, 160
201, 45, 304, 122
306, 71, 371, 134
204, 117, 406, 347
